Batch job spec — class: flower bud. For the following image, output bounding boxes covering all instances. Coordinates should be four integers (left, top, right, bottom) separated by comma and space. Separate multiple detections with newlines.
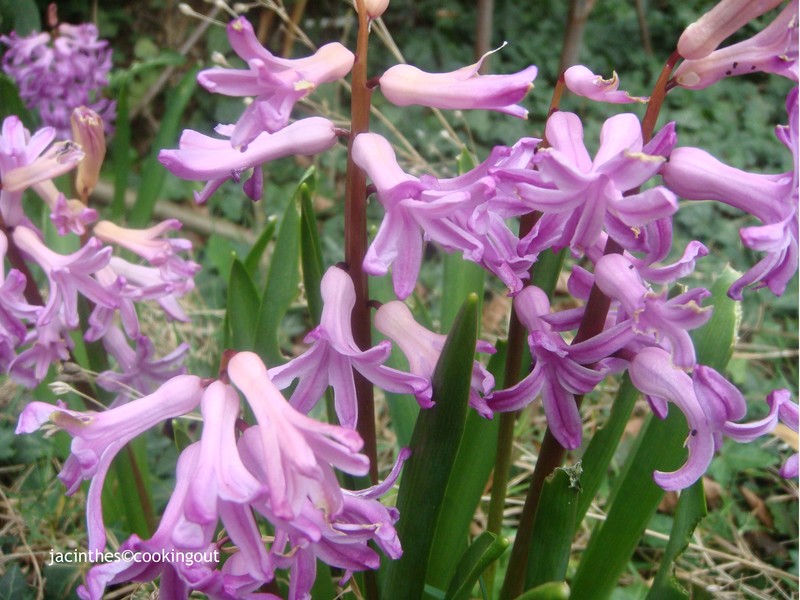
357, 0, 389, 20
70, 106, 106, 201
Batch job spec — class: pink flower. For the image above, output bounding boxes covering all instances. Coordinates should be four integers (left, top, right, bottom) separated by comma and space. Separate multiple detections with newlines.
379, 48, 537, 118
564, 65, 648, 104
197, 16, 354, 147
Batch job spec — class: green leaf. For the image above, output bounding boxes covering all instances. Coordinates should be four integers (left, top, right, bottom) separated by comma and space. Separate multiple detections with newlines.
570, 267, 741, 600
130, 67, 198, 227
444, 532, 509, 600
526, 464, 582, 588
253, 183, 302, 364
0, 73, 30, 123
574, 374, 639, 524
441, 254, 485, 331
383, 293, 480, 598
227, 257, 261, 351
0, 563, 35, 600
299, 173, 324, 324
244, 217, 278, 281
0, 0, 40, 36
645, 481, 707, 600
514, 581, 570, 600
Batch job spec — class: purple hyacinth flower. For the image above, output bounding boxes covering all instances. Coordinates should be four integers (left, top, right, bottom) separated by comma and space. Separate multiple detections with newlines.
678, 0, 785, 60
662, 88, 798, 299
228, 350, 372, 519
489, 286, 633, 449
268, 266, 429, 427
1, 23, 114, 138
198, 16, 354, 147
673, 3, 798, 89
158, 117, 337, 204
374, 300, 496, 417
516, 111, 678, 257
379, 47, 537, 118
564, 65, 648, 104
0, 116, 84, 227
268, 449, 409, 600
629, 347, 783, 490
774, 391, 799, 478
16, 375, 204, 552
593, 253, 712, 369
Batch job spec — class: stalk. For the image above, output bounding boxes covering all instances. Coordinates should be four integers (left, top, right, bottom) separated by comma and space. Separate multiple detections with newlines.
500, 52, 682, 599
344, 0, 377, 482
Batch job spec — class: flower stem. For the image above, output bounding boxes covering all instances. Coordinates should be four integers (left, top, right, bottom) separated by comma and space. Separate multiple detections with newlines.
345, 0, 378, 483
499, 52, 681, 599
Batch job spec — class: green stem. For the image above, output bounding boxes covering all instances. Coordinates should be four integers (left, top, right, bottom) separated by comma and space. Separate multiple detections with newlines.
500, 52, 682, 599
345, 0, 377, 481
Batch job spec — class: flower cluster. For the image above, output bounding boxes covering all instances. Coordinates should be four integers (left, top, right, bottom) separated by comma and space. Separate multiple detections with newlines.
17, 352, 405, 600
1, 22, 114, 137
0, 112, 197, 399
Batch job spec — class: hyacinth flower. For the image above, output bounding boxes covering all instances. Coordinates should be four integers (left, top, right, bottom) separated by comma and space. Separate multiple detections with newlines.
374, 300, 496, 417
198, 16, 354, 148
775, 392, 799, 478
677, 0, 785, 59
32, 179, 98, 236
515, 111, 678, 258
71, 106, 106, 200
0, 232, 38, 370
662, 87, 798, 299
16, 375, 205, 552
229, 350, 373, 518
563, 65, 648, 104
268, 450, 409, 600
158, 117, 338, 204
593, 253, 713, 369
672, 2, 799, 89
489, 286, 634, 449
0, 116, 85, 227
353, 132, 538, 298
629, 347, 783, 490
1, 22, 114, 137
269, 266, 429, 428
379, 46, 538, 118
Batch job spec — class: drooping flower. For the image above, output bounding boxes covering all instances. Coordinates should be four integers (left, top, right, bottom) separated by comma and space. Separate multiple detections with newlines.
662, 88, 798, 299
564, 65, 648, 104
673, 2, 798, 89
269, 266, 430, 427
16, 375, 205, 552
629, 347, 783, 490
379, 48, 537, 118
593, 253, 713, 369
229, 350, 372, 518
374, 300, 495, 417
197, 16, 354, 147
158, 117, 338, 204
489, 285, 634, 449
70, 106, 106, 200
1, 23, 114, 137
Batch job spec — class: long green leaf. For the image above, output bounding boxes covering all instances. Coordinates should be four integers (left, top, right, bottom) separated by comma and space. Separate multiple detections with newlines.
574, 374, 638, 524
383, 293, 479, 598
253, 184, 302, 364
569, 267, 741, 600
444, 532, 509, 600
515, 582, 570, 600
646, 480, 707, 600
299, 175, 324, 324
244, 217, 278, 280
130, 67, 198, 227
526, 464, 582, 588
226, 257, 261, 351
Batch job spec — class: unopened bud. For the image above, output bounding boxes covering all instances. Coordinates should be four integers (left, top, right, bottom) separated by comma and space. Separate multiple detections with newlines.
70, 106, 106, 201
678, 0, 783, 60
356, 0, 389, 20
